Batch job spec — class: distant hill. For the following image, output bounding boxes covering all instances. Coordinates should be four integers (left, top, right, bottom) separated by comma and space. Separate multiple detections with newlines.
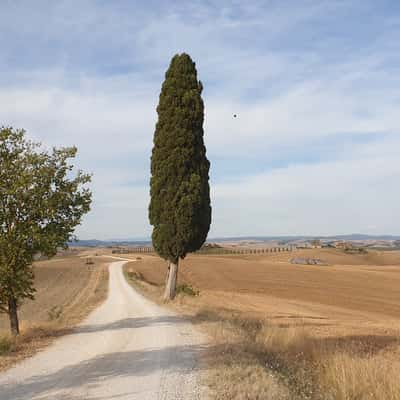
210, 234, 400, 242
69, 239, 152, 247
329, 234, 400, 241
70, 234, 400, 247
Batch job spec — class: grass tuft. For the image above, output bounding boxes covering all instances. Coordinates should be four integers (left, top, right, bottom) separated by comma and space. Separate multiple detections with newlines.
176, 283, 199, 297
47, 305, 63, 321
127, 270, 144, 281
0, 334, 16, 355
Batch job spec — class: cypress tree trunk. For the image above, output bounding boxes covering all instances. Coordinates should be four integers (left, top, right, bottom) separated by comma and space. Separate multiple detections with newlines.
164, 261, 178, 301
8, 296, 20, 336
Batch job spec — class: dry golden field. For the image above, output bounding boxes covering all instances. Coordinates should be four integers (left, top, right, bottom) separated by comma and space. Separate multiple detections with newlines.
122, 249, 400, 329
0, 253, 112, 370
123, 248, 400, 400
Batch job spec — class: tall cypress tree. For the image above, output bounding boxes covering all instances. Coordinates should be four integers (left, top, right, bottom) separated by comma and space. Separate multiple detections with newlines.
149, 53, 211, 300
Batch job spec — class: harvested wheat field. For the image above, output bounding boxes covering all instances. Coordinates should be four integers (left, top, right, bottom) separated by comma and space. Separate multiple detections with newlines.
123, 248, 400, 400
0, 253, 113, 371
123, 249, 400, 330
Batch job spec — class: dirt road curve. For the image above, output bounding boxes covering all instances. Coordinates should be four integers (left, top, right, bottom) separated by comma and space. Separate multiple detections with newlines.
0, 261, 207, 400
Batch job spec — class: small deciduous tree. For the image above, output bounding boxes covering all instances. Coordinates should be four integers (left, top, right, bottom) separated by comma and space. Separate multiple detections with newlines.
0, 127, 92, 335
149, 53, 211, 300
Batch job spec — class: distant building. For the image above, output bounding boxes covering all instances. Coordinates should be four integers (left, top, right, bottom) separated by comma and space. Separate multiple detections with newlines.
311, 239, 322, 248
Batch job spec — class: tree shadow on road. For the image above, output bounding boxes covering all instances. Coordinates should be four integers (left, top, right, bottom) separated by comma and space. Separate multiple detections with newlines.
74, 315, 192, 334
73, 310, 227, 335
1, 342, 210, 400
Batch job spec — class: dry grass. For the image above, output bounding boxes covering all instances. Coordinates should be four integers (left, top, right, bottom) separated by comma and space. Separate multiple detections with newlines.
195, 310, 400, 400
319, 351, 400, 400
0, 254, 111, 371
122, 251, 400, 400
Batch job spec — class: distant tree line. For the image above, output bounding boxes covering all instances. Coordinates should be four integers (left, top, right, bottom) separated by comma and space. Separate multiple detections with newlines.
113, 246, 295, 255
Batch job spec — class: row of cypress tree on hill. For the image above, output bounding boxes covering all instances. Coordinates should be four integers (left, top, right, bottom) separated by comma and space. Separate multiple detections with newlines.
149, 53, 211, 300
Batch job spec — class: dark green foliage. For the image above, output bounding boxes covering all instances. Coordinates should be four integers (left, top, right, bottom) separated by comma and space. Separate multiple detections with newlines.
149, 53, 211, 263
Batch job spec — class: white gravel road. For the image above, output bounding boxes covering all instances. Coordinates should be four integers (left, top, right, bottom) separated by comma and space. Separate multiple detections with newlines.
0, 260, 208, 400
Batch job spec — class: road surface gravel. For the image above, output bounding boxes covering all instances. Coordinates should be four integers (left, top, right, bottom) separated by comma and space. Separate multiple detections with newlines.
0, 260, 208, 400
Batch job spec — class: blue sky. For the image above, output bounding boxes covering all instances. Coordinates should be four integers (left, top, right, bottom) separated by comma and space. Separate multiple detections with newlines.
1, 0, 399, 239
